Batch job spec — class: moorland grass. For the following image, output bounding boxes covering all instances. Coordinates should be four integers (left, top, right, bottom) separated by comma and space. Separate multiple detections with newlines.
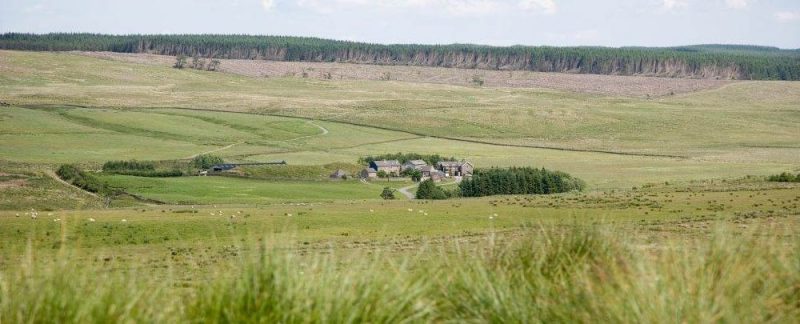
1, 226, 797, 323
1, 50, 798, 159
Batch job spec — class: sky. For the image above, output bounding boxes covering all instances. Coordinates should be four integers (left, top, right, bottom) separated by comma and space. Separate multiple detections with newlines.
1, 0, 799, 48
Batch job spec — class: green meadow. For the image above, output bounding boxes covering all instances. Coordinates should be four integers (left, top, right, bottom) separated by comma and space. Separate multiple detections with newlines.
0, 50, 798, 322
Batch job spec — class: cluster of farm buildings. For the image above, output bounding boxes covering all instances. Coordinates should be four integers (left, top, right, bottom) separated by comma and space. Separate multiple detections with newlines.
359, 160, 473, 182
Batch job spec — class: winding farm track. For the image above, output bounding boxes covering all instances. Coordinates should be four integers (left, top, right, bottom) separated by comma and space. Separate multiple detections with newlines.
44, 170, 99, 198
397, 184, 417, 200
287, 120, 329, 141
185, 142, 243, 159
166, 107, 688, 159
21, 104, 688, 159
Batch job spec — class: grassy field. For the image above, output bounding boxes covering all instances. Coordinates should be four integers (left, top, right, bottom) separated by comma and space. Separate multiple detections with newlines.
2, 50, 798, 160
1, 180, 798, 321
1, 49, 799, 322
98, 175, 384, 204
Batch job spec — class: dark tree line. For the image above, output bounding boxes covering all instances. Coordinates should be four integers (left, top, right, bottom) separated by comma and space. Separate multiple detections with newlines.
768, 172, 800, 183
1, 33, 798, 80
102, 160, 184, 177
458, 167, 585, 197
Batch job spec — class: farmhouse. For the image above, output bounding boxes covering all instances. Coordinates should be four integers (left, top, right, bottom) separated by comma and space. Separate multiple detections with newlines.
360, 168, 377, 179
402, 160, 427, 171
369, 160, 402, 175
436, 161, 473, 177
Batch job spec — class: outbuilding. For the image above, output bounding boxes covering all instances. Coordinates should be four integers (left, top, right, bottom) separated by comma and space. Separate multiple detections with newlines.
360, 168, 378, 179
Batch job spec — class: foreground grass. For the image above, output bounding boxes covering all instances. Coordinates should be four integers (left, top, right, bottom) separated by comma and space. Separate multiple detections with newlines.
1, 226, 797, 323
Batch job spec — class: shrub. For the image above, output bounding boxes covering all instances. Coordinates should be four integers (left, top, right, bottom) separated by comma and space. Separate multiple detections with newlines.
416, 179, 448, 200
191, 154, 224, 169
380, 187, 396, 200
56, 164, 109, 195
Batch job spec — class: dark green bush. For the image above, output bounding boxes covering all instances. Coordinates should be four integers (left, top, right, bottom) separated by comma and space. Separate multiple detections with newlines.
416, 180, 448, 200
56, 164, 109, 195
191, 154, 224, 169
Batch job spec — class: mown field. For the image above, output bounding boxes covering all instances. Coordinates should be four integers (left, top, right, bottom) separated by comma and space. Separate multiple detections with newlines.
0, 49, 798, 322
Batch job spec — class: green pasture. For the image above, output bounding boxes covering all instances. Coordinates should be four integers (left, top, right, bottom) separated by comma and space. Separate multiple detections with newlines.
1, 50, 798, 161
97, 175, 384, 204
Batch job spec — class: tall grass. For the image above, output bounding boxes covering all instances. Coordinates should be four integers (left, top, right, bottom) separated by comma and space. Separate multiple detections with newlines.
1, 227, 797, 322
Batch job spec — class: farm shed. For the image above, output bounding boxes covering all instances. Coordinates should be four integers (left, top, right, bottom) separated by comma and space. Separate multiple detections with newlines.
402, 160, 428, 171
360, 168, 377, 179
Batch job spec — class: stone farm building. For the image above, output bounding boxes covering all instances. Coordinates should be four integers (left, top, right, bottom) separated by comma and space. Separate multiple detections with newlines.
369, 160, 402, 175
360, 168, 377, 179
436, 161, 474, 177
402, 160, 427, 171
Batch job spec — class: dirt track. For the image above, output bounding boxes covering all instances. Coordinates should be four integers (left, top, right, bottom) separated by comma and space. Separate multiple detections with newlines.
74, 51, 732, 97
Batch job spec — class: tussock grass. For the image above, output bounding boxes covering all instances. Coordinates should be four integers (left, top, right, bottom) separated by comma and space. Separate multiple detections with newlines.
2, 226, 797, 323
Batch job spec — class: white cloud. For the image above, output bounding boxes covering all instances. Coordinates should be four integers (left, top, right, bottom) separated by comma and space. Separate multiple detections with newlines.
296, 0, 567, 16
725, 0, 748, 9
518, 0, 557, 15
261, 0, 275, 11
662, 0, 688, 10
545, 29, 600, 43
775, 11, 800, 23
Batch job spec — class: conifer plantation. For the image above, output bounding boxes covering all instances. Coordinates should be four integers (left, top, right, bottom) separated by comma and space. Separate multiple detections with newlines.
2, 33, 798, 80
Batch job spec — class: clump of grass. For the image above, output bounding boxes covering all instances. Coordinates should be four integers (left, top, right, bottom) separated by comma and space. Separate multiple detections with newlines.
0, 256, 172, 323
433, 227, 799, 322
186, 248, 434, 323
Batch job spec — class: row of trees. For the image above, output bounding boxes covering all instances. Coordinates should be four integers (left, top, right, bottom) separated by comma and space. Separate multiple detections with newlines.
458, 167, 585, 197
2, 33, 798, 80
102, 160, 184, 177
359, 153, 455, 166
767, 172, 800, 183
174, 55, 220, 71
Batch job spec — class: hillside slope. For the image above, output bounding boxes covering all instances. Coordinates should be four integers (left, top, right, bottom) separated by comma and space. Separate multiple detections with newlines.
2, 33, 799, 80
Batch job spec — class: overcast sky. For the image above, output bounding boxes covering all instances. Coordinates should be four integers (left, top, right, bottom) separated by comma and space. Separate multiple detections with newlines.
1, 0, 798, 48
